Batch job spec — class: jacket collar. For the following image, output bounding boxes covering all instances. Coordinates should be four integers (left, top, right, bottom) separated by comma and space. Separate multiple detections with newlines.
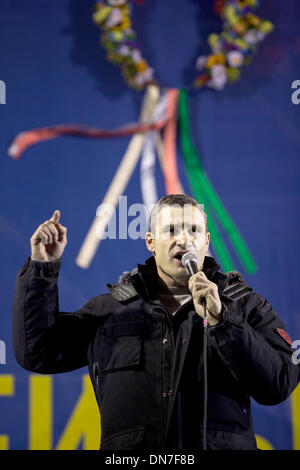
131, 255, 226, 301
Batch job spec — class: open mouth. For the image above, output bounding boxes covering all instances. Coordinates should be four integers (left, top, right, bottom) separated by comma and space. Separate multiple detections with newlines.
173, 250, 189, 265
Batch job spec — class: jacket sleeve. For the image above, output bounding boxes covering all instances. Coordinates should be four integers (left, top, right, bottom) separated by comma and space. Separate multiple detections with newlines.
12, 257, 99, 374
208, 292, 300, 405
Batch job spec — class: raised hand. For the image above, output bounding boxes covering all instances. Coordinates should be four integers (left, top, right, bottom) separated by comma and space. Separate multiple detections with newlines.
30, 210, 67, 262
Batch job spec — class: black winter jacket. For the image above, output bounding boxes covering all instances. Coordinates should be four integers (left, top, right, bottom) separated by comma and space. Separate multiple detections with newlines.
12, 255, 299, 450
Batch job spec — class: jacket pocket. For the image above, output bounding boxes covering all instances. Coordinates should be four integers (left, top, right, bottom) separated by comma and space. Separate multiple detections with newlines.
99, 320, 144, 372
102, 320, 144, 338
100, 425, 145, 450
101, 335, 141, 372
224, 431, 257, 450
206, 430, 257, 450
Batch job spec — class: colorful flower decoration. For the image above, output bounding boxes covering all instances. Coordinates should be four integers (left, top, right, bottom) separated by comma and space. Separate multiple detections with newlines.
93, 0, 273, 91
194, 0, 274, 90
93, 0, 155, 90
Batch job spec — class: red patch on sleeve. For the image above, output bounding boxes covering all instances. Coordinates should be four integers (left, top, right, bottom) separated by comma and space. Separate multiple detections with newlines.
276, 328, 293, 346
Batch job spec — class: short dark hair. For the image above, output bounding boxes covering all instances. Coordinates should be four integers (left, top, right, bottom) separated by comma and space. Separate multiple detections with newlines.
148, 194, 208, 234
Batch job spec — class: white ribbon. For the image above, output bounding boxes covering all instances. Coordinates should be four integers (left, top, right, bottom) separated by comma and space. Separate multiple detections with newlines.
140, 92, 167, 218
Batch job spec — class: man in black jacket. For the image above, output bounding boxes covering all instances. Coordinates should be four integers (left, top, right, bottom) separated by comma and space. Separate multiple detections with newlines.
12, 194, 299, 450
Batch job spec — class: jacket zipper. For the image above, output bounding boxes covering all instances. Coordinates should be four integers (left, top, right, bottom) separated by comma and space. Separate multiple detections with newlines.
93, 362, 99, 395
157, 304, 178, 449
155, 306, 172, 449
149, 301, 188, 449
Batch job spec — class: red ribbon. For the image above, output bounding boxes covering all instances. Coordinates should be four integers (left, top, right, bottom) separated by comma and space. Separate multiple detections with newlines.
8, 118, 169, 160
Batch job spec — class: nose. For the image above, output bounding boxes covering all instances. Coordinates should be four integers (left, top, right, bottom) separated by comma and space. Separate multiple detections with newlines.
175, 229, 192, 246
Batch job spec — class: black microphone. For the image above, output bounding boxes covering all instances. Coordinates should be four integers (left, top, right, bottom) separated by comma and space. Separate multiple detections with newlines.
181, 251, 198, 276
182, 252, 206, 312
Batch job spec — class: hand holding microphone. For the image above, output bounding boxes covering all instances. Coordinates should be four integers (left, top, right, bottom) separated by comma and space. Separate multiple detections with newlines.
182, 252, 222, 327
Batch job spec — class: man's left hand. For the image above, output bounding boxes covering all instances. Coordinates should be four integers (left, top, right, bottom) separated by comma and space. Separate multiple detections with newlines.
188, 271, 223, 326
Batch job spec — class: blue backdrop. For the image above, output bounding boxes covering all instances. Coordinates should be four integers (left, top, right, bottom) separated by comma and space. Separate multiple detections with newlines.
0, 0, 299, 450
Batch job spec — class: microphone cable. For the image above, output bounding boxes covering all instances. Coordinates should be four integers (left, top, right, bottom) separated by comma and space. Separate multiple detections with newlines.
202, 298, 208, 450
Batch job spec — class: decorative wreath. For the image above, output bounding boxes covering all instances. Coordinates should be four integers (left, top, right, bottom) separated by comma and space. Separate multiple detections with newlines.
93, 0, 273, 91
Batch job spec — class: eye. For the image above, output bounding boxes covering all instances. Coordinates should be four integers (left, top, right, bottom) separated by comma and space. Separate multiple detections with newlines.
190, 225, 200, 234
186, 226, 196, 235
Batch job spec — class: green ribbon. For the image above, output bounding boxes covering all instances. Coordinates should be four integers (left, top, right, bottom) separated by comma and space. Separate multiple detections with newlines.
178, 89, 257, 274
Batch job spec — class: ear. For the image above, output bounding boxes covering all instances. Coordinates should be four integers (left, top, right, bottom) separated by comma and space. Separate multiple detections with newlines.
145, 231, 155, 254
205, 231, 210, 251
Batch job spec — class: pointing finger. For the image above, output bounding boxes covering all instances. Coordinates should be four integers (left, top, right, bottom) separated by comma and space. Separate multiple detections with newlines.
49, 210, 60, 224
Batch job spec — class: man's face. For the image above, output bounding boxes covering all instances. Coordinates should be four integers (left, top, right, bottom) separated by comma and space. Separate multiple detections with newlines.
145, 205, 210, 287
